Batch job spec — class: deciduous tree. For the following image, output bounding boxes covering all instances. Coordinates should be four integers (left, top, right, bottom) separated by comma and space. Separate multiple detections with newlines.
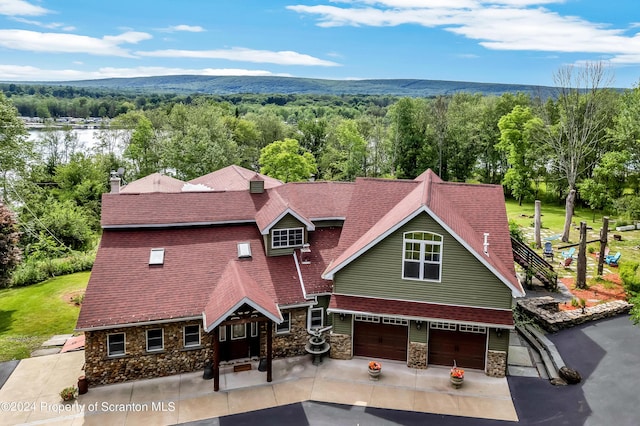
0, 200, 22, 287
259, 138, 317, 182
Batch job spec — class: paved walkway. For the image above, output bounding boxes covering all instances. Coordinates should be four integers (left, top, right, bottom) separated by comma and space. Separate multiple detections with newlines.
0, 352, 517, 425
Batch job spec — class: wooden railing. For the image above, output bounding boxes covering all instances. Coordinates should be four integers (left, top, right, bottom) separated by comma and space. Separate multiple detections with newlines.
511, 237, 558, 291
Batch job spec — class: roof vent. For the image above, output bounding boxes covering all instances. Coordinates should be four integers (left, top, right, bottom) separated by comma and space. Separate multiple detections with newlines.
249, 178, 264, 194
149, 248, 165, 265
483, 233, 490, 256
237, 242, 252, 258
301, 243, 311, 264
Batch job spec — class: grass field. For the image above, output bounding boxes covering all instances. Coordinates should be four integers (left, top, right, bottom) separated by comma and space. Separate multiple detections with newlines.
0, 272, 90, 362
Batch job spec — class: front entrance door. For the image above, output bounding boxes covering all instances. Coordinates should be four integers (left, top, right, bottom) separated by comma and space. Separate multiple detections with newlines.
219, 322, 260, 362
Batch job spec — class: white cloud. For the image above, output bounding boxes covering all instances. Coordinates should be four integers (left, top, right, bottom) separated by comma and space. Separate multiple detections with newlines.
0, 64, 290, 81
287, 1, 640, 64
0, 29, 152, 57
137, 47, 340, 66
161, 24, 206, 32
0, 0, 50, 16
11, 17, 76, 31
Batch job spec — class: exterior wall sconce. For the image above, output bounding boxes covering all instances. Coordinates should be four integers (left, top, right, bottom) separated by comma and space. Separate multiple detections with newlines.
339, 313, 346, 321
415, 320, 423, 330
495, 328, 502, 338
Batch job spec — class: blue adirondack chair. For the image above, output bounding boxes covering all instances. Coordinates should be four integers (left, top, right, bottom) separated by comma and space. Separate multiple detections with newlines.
543, 241, 554, 261
561, 247, 576, 260
605, 252, 621, 266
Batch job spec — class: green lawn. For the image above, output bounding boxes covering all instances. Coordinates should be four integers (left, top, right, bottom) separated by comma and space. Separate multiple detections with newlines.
0, 272, 90, 362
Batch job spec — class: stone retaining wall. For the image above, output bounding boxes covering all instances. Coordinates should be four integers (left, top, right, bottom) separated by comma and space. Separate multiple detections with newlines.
517, 297, 633, 332
407, 342, 427, 369
486, 350, 507, 377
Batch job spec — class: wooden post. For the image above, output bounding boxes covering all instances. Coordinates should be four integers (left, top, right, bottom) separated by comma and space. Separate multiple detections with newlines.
597, 217, 609, 276
266, 321, 273, 383
534, 200, 541, 249
576, 221, 587, 289
213, 327, 220, 392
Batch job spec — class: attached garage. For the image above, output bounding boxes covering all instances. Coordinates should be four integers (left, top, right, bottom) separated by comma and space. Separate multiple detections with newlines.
428, 323, 486, 370
353, 315, 408, 361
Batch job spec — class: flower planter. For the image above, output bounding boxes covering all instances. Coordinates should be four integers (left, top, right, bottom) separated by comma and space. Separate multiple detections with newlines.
450, 376, 464, 388
368, 368, 381, 381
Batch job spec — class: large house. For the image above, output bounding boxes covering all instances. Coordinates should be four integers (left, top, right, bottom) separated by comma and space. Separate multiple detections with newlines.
76, 165, 524, 389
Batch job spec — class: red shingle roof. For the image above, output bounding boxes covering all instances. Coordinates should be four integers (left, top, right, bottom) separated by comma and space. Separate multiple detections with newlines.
329, 294, 514, 327
189, 165, 283, 191
120, 173, 186, 194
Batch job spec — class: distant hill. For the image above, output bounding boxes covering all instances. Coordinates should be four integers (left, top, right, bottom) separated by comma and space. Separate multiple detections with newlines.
30, 75, 556, 97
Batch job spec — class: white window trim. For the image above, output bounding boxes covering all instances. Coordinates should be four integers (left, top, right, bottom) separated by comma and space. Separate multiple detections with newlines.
308, 307, 324, 329
107, 332, 126, 357
183, 324, 201, 348
271, 227, 304, 249
149, 248, 165, 265
145, 328, 164, 352
354, 314, 380, 323
251, 322, 259, 337
459, 324, 487, 334
231, 323, 247, 340
276, 312, 291, 334
219, 326, 227, 342
430, 321, 457, 331
402, 231, 443, 282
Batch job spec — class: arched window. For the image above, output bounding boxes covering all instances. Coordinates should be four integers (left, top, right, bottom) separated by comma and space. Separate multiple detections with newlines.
402, 231, 443, 281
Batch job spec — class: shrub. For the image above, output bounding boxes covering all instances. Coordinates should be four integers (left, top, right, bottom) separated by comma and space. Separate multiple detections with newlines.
619, 262, 640, 297
9, 251, 95, 287
509, 219, 525, 243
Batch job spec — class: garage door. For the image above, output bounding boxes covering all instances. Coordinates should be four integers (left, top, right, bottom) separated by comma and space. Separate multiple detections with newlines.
428, 327, 486, 370
354, 321, 408, 361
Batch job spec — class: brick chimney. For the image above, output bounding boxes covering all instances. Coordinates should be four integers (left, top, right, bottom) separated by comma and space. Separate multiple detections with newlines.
110, 171, 121, 194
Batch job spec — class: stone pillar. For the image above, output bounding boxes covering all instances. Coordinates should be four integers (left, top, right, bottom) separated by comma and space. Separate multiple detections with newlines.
407, 342, 427, 369
486, 350, 507, 377
329, 333, 352, 360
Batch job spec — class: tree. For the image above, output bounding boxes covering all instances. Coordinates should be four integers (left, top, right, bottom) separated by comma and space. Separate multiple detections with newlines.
0, 92, 32, 201
259, 138, 317, 182
320, 119, 367, 181
538, 62, 615, 242
496, 106, 544, 204
0, 200, 22, 287
124, 115, 161, 179
579, 150, 630, 215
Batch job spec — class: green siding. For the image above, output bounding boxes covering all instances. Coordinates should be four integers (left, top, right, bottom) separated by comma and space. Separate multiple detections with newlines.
316, 296, 331, 327
333, 212, 513, 310
332, 314, 352, 335
488, 329, 509, 351
409, 321, 427, 343
266, 214, 307, 256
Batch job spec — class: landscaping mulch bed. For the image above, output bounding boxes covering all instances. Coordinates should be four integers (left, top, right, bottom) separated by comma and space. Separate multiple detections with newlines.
558, 274, 627, 311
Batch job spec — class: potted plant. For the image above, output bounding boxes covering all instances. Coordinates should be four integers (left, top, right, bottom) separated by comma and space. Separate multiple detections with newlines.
368, 361, 382, 380
60, 386, 78, 402
450, 366, 464, 388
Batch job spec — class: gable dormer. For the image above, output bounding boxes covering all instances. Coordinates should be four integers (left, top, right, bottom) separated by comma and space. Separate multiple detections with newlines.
264, 213, 312, 256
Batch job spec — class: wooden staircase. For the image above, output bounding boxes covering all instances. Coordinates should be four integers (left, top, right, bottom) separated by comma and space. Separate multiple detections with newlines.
511, 237, 558, 291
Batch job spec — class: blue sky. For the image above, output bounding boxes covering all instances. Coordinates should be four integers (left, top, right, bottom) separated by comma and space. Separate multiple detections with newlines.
0, 0, 639, 87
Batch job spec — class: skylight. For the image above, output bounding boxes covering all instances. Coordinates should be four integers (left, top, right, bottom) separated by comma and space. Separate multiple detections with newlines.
149, 248, 165, 265
237, 242, 252, 258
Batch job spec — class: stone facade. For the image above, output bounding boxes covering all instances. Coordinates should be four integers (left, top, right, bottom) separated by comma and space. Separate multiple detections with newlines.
407, 342, 427, 369
486, 350, 507, 377
84, 320, 211, 387
329, 333, 352, 360
517, 296, 633, 332
265, 308, 310, 359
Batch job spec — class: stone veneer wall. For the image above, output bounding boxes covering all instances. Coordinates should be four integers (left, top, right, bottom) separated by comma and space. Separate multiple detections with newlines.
329, 333, 352, 360
486, 350, 507, 377
84, 319, 211, 387
517, 297, 633, 332
265, 308, 309, 359
407, 342, 427, 369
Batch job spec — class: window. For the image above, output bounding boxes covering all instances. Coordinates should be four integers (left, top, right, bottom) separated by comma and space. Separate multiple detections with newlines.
231, 323, 246, 340
184, 325, 201, 347
276, 312, 291, 334
309, 308, 323, 329
402, 231, 443, 281
219, 326, 227, 342
107, 333, 125, 357
459, 324, 487, 333
251, 322, 259, 337
146, 329, 163, 352
354, 314, 380, 323
382, 316, 408, 326
149, 248, 165, 265
272, 228, 304, 249
430, 322, 457, 331
237, 242, 251, 258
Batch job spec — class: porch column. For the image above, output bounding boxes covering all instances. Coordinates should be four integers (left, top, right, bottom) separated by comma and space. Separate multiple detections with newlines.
213, 327, 220, 392
266, 321, 273, 382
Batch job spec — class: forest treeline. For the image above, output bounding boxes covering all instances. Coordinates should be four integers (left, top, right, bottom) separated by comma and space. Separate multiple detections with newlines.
1, 64, 640, 288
